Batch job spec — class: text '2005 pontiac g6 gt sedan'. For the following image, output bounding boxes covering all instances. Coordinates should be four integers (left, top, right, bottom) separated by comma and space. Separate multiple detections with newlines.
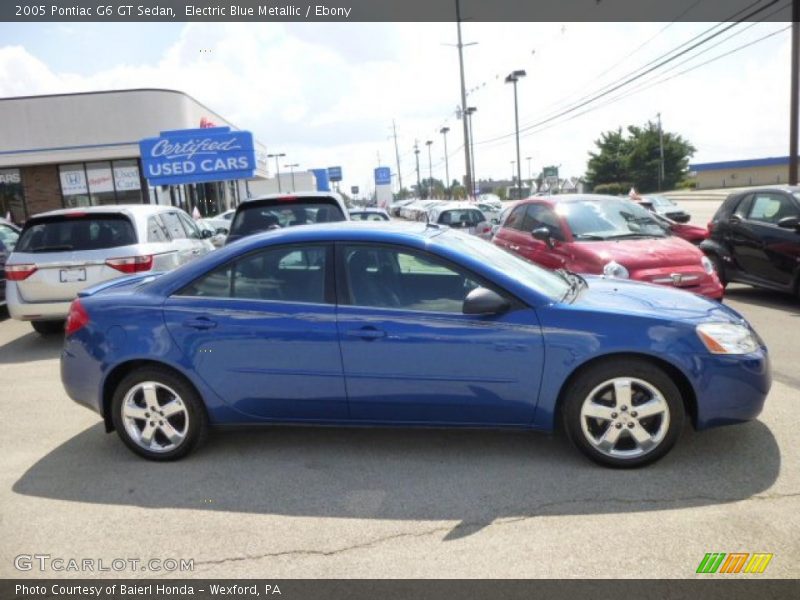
60, 222, 771, 468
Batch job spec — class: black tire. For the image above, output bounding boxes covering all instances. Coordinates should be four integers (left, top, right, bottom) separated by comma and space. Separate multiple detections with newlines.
31, 320, 64, 336
561, 358, 685, 468
707, 253, 727, 288
111, 366, 208, 461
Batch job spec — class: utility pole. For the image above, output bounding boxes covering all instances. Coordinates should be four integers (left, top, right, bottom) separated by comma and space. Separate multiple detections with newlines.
505, 70, 526, 201
455, 0, 474, 198
526, 156, 532, 188
466, 107, 477, 196
440, 127, 451, 198
426, 140, 434, 199
414, 141, 422, 198
657, 113, 665, 191
285, 163, 299, 192
392, 120, 404, 193
790, 0, 799, 185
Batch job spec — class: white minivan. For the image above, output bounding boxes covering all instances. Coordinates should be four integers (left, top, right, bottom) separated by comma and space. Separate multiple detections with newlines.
6, 205, 214, 334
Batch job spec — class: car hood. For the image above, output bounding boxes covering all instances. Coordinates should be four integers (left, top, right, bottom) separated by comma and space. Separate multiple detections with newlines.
574, 236, 704, 270
571, 275, 745, 325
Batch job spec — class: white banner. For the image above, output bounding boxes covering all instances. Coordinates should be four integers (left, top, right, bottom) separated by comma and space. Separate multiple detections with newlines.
86, 162, 114, 193
59, 166, 88, 196
114, 163, 141, 191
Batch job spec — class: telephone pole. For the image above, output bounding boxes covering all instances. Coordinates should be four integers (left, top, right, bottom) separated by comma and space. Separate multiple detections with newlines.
392, 120, 404, 193
456, 0, 474, 198
440, 127, 451, 198
657, 113, 665, 191
426, 140, 434, 199
414, 141, 422, 198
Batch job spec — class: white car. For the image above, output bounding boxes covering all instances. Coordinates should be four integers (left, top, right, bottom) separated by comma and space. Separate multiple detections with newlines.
196, 218, 228, 247
6, 205, 214, 334
426, 202, 491, 236
204, 208, 236, 233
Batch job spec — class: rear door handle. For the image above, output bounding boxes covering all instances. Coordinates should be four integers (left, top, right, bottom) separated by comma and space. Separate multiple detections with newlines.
183, 317, 217, 330
346, 327, 386, 340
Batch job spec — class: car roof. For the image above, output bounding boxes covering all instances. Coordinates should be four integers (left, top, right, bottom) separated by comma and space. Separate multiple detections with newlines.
245, 191, 345, 202
27, 204, 179, 221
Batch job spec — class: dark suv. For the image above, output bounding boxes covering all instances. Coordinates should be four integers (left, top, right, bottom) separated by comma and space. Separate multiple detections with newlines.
701, 186, 800, 297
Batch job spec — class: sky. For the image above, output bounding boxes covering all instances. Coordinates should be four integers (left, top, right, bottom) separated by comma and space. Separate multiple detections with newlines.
0, 20, 793, 194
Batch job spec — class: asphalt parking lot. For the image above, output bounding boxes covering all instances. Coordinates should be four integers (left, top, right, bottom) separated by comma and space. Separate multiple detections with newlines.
1, 200, 798, 579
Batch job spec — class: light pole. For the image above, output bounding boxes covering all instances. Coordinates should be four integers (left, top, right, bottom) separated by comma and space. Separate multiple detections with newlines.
466, 107, 477, 196
526, 156, 532, 186
440, 127, 451, 198
414, 142, 422, 198
285, 163, 299, 192
455, 0, 474, 199
657, 113, 665, 191
790, 0, 799, 185
425, 140, 434, 199
510, 160, 516, 189
267, 153, 286, 193
505, 69, 526, 200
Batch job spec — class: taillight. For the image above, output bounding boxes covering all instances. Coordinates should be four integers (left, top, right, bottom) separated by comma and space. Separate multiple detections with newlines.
105, 255, 153, 274
65, 299, 89, 336
5, 264, 37, 281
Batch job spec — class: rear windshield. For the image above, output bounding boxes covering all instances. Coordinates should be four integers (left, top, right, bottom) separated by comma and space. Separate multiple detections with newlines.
438, 209, 485, 227
16, 214, 138, 253
229, 200, 345, 239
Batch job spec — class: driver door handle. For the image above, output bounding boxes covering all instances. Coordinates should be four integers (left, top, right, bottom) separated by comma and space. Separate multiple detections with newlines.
183, 317, 217, 330
346, 327, 386, 341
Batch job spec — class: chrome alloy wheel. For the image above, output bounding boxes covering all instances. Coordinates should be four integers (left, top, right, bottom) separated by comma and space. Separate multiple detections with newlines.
579, 377, 670, 459
121, 382, 189, 453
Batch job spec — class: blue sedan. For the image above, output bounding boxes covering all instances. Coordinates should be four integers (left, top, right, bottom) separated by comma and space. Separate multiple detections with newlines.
60, 222, 771, 467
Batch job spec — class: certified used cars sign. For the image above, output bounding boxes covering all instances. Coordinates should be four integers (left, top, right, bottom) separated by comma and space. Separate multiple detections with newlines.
139, 126, 257, 186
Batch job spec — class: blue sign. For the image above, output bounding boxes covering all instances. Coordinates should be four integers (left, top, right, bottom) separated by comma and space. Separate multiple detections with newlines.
374, 166, 391, 186
311, 168, 331, 191
139, 126, 256, 186
328, 166, 343, 182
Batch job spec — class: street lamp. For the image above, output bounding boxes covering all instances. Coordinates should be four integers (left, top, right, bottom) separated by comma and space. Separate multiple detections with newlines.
267, 153, 286, 193
465, 107, 477, 197
505, 69, 526, 200
526, 156, 532, 185
440, 127, 450, 199
414, 142, 421, 198
510, 160, 516, 188
284, 163, 299, 192
425, 140, 434, 199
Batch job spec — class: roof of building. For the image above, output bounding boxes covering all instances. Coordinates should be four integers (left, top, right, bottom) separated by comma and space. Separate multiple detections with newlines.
690, 156, 798, 172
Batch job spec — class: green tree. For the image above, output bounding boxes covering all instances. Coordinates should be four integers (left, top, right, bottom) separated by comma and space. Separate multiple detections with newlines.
586, 121, 695, 193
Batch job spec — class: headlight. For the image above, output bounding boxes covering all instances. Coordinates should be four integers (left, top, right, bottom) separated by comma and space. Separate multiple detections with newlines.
701, 255, 714, 275
696, 323, 759, 354
603, 261, 629, 279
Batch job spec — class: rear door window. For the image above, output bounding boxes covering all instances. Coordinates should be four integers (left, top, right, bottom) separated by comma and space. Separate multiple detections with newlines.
504, 206, 527, 231
161, 212, 187, 240
16, 214, 137, 253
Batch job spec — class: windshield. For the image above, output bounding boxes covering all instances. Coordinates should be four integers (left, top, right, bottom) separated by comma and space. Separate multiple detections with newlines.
558, 198, 667, 240
647, 196, 676, 207
439, 230, 570, 301
16, 214, 137, 253
230, 200, 345, 238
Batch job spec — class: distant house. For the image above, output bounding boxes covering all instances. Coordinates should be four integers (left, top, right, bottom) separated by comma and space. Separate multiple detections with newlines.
689, 156, 798, 190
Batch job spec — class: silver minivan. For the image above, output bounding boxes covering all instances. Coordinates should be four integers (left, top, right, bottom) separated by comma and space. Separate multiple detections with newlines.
6, 205, 213, 334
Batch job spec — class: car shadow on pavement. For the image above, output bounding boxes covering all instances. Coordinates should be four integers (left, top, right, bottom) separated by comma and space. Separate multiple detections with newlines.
725, 285, 800, 315
13, 419, 780, 539
0, 330, 63, 364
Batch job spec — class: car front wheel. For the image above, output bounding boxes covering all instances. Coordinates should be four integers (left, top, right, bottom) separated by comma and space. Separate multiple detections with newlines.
562, 359, 684, 468
111, 367, 208, 461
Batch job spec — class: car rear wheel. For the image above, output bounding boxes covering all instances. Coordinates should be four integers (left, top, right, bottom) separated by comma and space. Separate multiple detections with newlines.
31, 320, 64, 336
111, 367, 208, 461
562, 359, 684, 468
707, 253, 727, 288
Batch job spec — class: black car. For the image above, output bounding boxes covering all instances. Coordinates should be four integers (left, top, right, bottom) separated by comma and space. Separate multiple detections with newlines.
701, 186, 800, 297
0, 218, 21, 306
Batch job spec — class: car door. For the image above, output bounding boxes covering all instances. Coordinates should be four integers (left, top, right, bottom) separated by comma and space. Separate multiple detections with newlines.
160, 211, 197, 265
163, 243, 347, 421
335, 243, 545, 426
492, 204, 531, 255
733, 192, 800, 286
522, 203, 570, 269
176, 211, 213, 258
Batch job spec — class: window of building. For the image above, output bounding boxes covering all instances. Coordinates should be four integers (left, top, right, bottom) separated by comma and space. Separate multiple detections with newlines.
59, 160, 144, 207
0, 168, 26, 223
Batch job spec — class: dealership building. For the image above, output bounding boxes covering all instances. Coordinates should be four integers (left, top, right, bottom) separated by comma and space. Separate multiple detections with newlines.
690, 156, 799, 190
0, 89, 268, 223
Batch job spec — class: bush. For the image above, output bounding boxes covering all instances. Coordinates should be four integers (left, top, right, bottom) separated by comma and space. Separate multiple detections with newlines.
592, 182, 632, 195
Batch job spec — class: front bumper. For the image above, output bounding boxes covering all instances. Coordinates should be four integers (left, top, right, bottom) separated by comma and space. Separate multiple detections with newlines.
693, 348, 771, 429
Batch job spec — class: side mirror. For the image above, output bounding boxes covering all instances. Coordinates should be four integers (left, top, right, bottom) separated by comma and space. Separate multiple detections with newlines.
200, 228, 214, 239
463, 287, 510, 316
777, 216, 800, 231
532, 226, 555, 248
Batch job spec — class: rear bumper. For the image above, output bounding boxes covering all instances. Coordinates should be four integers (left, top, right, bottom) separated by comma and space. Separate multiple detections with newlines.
6, 283, 70, 321
61, 334, 104, 416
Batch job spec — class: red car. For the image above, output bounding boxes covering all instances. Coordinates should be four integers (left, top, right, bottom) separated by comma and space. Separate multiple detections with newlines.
650, 212, 709, 245
493, 195, 723, 300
